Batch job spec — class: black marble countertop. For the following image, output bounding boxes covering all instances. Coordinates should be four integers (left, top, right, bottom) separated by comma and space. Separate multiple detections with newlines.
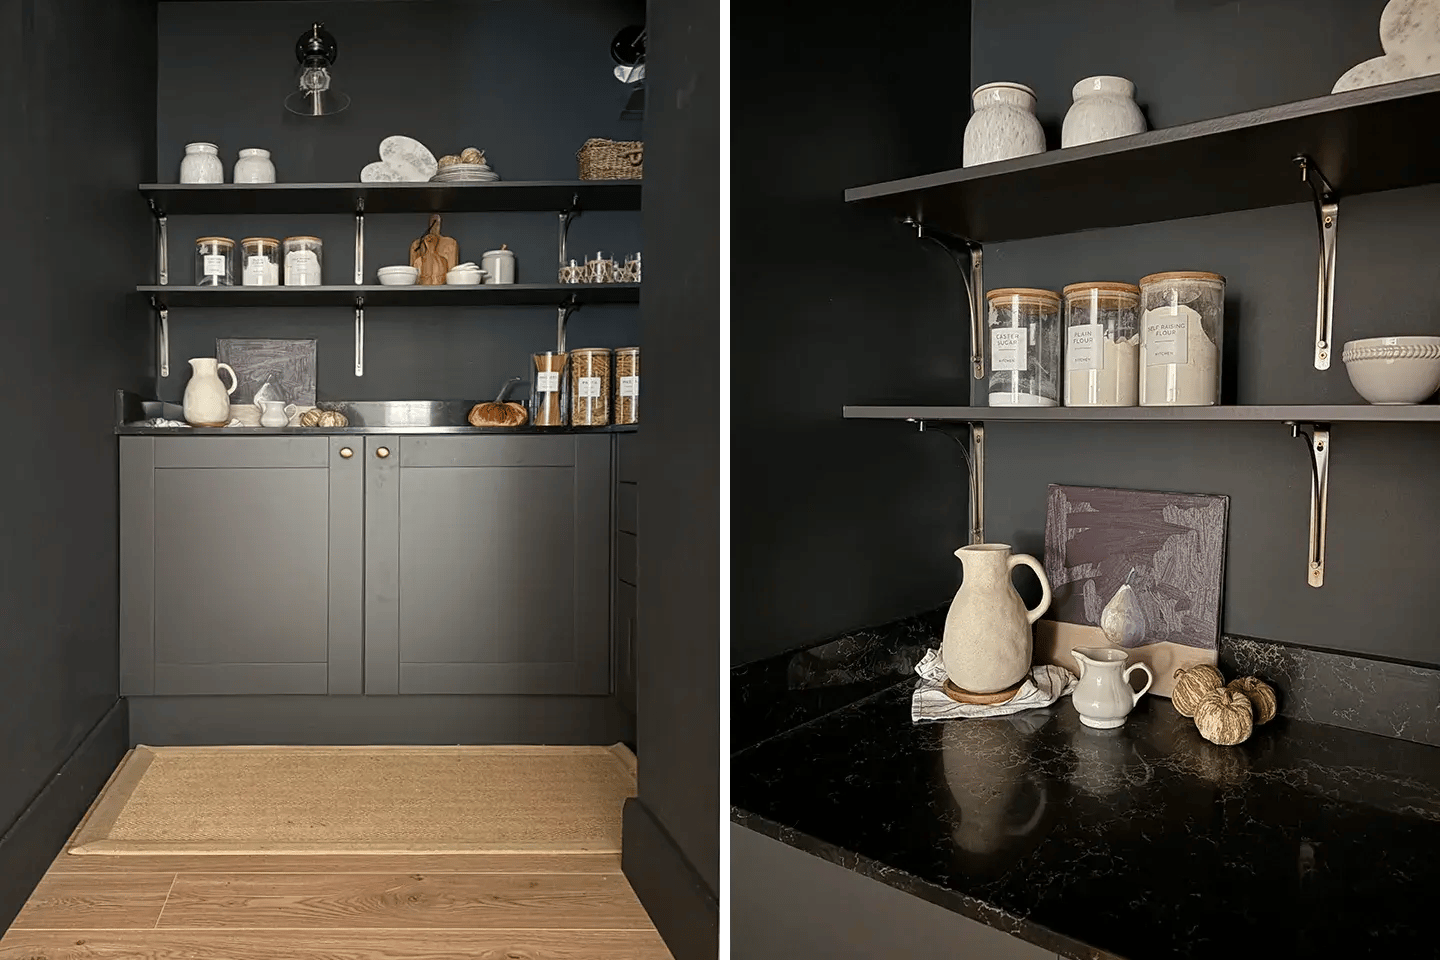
115, 424, 638, 436
732, 620, 1440, 959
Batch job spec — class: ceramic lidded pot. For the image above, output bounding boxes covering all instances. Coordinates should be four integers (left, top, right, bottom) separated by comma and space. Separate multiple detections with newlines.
1061, 76, 1146, 148
963, 82, 1046, 167
180, 142, 224, 184
234, 148, 276, 184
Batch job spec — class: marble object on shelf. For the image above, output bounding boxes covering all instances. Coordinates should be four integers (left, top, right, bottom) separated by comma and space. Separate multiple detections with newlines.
360, 135, 438, 182
1333, 0, 1440, 92
963, 82, 1045, 167
1061, 75, 1146, 148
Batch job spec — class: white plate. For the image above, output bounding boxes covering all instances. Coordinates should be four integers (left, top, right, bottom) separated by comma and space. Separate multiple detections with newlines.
377, 135, 438, 181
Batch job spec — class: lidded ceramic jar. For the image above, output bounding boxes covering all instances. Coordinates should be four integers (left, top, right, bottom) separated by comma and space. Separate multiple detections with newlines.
234, 148, 276, 184
180, 142, 224, 184
1138, 271, 1226, 406
987, 288, 1061, 407
1063, 281, 1140, 406
963, 83, 1046, 167
1061, 76, 1147, 148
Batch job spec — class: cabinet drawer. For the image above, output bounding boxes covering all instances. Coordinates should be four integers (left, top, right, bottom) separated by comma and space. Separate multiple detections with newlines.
617, 482, 638, 534
618, 531, 637, 586
154, 436, 329, 468
401, 435, 576, 468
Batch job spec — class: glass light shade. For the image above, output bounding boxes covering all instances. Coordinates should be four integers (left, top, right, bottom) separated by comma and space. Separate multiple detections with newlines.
285, 65, 350, 116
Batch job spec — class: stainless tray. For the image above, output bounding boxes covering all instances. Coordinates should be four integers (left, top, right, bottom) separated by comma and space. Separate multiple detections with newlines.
316, 399, 475, 427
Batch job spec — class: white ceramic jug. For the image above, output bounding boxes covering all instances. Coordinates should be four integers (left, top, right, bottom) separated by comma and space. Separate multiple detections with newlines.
1061, 75, 1146, 148
942, 543, 1052, 694
963, 82, 1046, 167
258, 399, 298, 427
1070, 646, 1154, 729
183, 357, 238, 426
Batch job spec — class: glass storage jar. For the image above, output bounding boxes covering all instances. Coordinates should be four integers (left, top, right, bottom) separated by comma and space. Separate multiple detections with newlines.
986, 288, 1061, 406
570, 347, 612, 426
531, 351, 569, 427
1139, 271, 1225, 406
1063, 281, 1140, 406
282, 236, 323, 286
241, 237, 280, 286
614, 347, 639, 424
194, 237, 234, 286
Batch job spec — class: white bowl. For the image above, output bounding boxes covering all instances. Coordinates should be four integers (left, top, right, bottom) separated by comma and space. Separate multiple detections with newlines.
445, 269, 486, 286
1342, 336, 1440, 404
378, 272, 419, 286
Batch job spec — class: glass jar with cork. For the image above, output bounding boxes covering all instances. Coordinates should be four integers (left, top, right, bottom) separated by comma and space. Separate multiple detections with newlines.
1138, 271, 1225, 406
614, 347, 639, 424
531, 352, 568, 426
194, 237, 234, 286
570, 348, 612, 426
986, 288, 1061, 406
1063, 281, 1140, 406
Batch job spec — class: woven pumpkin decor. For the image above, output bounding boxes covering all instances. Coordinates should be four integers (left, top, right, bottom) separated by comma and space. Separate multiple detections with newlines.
299, 408, 348, 427
1227, 677, 1278, 725
468, 377, 529, 427
1171, 664, 1226, 718
1194, 689, 1254, 746
410, 214, 459, 285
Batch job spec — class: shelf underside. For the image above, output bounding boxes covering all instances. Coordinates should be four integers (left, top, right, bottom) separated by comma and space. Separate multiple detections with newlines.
140, 284, 639, 308
844, 405, 1440, 423
845, 75, 1440, 242
140, 180, 642, 216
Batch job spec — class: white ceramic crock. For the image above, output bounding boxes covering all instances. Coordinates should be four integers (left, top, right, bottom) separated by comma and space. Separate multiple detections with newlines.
234, 148, 276, 184
1061, 76, 1146, 148
963, 83, 1046, 167
180, 142, 224, 184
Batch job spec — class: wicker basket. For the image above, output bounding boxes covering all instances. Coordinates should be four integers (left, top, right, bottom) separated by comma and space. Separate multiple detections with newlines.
577, 139, 644, 180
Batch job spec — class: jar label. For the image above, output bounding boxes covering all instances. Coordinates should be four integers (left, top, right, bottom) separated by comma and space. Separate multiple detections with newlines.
285, 250, 320, 286
619, 375, 639, 397
1144, 305, 1192, 366
990, 328, 1027, 372
1067, 323, 1104, 371
536, 371, 560, 392
203, 254, 226, 276
578, 376, 602, 398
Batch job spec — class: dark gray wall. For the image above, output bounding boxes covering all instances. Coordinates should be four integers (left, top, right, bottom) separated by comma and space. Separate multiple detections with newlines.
0, 0, 154, 924
621, 0, 718, 956
973, 0, 1440, 664
730, 0, 974, 665
154, 0, 642, 404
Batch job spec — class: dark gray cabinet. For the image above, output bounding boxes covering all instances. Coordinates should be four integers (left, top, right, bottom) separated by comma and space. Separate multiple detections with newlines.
120, 434, 613, 698
614, 433, 639, 716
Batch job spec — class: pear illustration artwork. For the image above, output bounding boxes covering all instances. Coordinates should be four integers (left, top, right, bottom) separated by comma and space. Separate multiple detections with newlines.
1099, 582, 1147, 649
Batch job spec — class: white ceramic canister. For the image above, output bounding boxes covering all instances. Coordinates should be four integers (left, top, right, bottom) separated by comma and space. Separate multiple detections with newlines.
233, 148, 276, 184
963, 82, 1046, 167
1061, 76, 1146, 148
482, 246, 516, 284
180, 142, 224, 184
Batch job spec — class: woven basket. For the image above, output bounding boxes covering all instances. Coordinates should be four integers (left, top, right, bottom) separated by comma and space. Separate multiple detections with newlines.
577, 139, 644, 180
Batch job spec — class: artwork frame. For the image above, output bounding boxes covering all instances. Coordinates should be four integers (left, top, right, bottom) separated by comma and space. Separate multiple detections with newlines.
216, 338, 318, 407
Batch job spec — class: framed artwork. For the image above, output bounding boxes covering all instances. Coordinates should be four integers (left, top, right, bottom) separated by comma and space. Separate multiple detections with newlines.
216, 338, 318, 406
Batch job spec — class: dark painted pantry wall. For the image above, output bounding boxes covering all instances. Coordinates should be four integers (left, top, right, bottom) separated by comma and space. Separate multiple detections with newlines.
972, 0, 1440, 666
154, 0, 642, 403
0, 0, 153, 926
730, 0, 973, 665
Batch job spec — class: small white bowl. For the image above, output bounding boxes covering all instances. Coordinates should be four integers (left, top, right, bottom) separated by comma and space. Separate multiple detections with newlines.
445, 269, 487, 286
376, 265, 418, 286
1342, 336, 1440, 404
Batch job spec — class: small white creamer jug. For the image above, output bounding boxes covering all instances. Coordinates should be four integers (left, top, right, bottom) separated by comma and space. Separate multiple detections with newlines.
1071, 646, 1153, 729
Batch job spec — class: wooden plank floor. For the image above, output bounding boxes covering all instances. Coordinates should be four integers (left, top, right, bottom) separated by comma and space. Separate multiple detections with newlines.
0, 759, 673, 960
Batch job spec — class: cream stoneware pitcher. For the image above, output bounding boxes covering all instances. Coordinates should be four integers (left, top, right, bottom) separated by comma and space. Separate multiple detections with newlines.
183, 357, 238, 427
942, 544, 1052, 694
1071, 646, 1153, 729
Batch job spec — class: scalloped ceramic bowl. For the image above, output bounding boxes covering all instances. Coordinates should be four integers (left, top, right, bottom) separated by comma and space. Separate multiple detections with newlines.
1342, 336, 1440, 404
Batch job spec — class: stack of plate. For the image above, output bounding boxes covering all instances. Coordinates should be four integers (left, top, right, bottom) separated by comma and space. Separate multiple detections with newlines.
431, 163, 500, 183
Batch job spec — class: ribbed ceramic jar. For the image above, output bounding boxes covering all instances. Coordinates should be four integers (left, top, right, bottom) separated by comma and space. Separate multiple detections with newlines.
233, 148, 276, 184
1061, 76, 1146, 148
180, 142, 224, 184
963, 83, 1045, 167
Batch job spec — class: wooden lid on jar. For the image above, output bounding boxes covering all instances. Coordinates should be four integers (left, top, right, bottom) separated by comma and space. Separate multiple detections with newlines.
1062, 281, 1140, 297
241, 237, 280, 246
1138, 270, 1224, 286
570, 347, 613, 355
283, 236, 323, 244
986, 287, 1060, 305
194, 236, 234, 247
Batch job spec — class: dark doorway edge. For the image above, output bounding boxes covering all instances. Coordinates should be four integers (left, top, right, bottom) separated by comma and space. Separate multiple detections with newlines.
622, 797, 719, 960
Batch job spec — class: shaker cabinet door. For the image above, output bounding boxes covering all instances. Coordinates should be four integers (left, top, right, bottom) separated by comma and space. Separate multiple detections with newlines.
119, 436, 364, 696
364, 435, 612, 696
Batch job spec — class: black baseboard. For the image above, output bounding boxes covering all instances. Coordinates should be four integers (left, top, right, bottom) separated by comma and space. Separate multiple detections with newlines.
0, 699, 128, 932
127, 695, 634, 745
622, 797, 719, 960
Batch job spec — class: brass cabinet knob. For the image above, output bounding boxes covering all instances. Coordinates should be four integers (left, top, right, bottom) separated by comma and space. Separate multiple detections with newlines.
376, 446, 391, 459
339, 447, 354, 459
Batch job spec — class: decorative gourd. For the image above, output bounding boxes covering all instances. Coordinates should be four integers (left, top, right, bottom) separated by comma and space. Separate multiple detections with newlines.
299, 408, 349, 427
1193, 689, 1254, 746
468, 377, 529, 427
1226, 676, 1278, 725
410, 214, 460, 285
1171, 664, 1225, 718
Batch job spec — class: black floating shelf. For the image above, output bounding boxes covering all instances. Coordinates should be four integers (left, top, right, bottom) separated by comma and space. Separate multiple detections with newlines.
845, 75, 1440, 243
844, 405, 1440, 423
139, 180, 642, 216
139, 284, 640, 308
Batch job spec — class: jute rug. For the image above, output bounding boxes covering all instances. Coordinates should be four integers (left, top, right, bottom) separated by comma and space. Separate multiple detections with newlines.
69, 744, 637, 856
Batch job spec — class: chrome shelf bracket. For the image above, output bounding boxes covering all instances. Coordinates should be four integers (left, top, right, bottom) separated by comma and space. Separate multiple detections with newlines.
148, 199, 169, 287
1290, 421, 1330, 588
557, 295, 579, 354
903, 217, 984, 381
559, 196, 580, 269
911, 418, 986, 544
354, 295, 365, 376
1296, 155, 1339, 371
149, 296, 170, 378
354, 198, 366, 285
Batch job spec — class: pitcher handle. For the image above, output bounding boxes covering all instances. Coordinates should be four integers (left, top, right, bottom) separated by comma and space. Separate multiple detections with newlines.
1124, 662, 1154, 705
1007, 553, 1052, 624
217, 362, 239, 395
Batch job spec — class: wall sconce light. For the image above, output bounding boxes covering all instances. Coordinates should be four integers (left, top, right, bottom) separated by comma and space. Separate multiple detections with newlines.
284, 22, 351, 116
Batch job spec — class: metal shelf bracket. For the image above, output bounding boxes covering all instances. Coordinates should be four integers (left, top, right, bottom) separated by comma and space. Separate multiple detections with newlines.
354, 295, 365, 376
149, 296, 170, 378
903, 217, 985, 381
147, 198, 169, 287
559, 195, 581, 269
1289, 421, 1330, 588
1296, 155, 1339, 371
557, 295, 579, 354
912, 418, 986, 544
354, 198, 366, 285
